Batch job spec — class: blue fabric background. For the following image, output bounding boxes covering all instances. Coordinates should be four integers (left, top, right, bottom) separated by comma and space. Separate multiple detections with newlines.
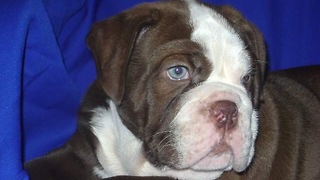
0, 0, 319, 179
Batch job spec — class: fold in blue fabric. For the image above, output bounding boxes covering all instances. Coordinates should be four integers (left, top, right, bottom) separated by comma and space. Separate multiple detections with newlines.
0, 0, 94, 179
0, 0, 319, 179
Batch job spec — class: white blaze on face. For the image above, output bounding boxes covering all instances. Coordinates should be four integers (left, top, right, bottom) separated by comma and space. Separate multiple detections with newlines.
186, 0, 251, 83
171, 0, 259, 174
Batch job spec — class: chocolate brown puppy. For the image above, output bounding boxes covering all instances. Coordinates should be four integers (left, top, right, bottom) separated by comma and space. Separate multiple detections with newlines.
25, 1, 320, 180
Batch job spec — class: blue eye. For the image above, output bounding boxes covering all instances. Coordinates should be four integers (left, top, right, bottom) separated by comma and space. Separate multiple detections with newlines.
167, 66, 190, 80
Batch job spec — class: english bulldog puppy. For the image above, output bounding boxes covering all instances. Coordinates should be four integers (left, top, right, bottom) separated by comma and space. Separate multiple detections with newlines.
25, 0, 320, 180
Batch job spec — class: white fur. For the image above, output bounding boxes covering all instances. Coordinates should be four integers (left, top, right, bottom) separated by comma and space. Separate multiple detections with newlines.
91, 102, 146, 177
187, 0, 251, 82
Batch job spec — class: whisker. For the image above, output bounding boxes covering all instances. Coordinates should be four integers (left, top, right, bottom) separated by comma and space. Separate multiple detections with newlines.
156, 134, 173, 148
151, 130, 173, 138
158, 139, 175, 154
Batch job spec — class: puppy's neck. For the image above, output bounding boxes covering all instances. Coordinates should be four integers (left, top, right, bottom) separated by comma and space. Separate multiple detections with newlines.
90, 100, 150, 177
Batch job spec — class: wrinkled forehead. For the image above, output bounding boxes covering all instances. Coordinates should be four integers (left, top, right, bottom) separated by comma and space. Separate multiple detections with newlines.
138, 0, 251, 79
186, 0, 251, 81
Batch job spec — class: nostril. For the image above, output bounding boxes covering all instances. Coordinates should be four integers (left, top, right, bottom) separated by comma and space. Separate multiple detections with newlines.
211, 100, 238, 129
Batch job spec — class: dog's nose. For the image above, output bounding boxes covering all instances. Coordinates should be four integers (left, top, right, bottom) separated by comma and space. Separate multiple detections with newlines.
211, 100, 238, 130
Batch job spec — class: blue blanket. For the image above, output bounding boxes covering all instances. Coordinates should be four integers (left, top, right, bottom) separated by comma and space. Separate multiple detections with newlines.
0, 0, 319, 179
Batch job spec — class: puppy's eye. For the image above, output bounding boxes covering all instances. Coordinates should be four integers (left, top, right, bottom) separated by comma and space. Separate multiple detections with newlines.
241, 74, 251, 85
167, 66, 190, 81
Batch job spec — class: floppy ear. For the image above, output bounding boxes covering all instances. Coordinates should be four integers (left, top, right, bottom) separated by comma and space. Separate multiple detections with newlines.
86, 6, 160, 105
216, 6, 267, 109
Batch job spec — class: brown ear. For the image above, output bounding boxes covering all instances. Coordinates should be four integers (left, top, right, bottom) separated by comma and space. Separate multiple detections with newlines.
216, 6, 267, 109
86, 6, 160, 105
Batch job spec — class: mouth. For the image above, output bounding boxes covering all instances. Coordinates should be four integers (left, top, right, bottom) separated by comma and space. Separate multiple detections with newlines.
189, 141, 233, 171
190, 142, 253, 173
190, 151, 233, 171
165, 138, 250, 173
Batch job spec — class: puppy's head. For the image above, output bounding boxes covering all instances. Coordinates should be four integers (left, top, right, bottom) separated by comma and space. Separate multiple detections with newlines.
87, 0, 266, 177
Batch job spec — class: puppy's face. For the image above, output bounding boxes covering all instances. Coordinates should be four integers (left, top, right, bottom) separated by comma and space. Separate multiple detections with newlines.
87, 0, 265, 177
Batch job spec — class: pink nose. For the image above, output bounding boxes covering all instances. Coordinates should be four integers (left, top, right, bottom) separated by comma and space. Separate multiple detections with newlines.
211, 100, 238, 130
